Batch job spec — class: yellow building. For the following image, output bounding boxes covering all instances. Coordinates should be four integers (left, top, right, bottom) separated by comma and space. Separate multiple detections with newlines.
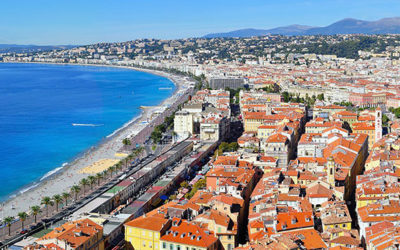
257, 125, 277, 139
352, 123, 375, 150
124, 215, 171, 250
320, 201, 352, 232
160, 219, 220, 250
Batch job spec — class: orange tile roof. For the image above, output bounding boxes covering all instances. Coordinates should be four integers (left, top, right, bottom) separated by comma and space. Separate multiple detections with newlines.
37, 219, 102, 249
125, 215, 169, 232
161, 219, 218, 248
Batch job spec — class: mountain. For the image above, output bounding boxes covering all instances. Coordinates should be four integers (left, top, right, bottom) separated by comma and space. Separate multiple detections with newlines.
202, 17, 400, 38
0, 44, 78, 53
203, 25, 314, 38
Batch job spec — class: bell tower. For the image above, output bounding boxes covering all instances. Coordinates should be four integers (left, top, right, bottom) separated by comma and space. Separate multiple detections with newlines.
327, 156, 335, 187
375, 107, 382, 143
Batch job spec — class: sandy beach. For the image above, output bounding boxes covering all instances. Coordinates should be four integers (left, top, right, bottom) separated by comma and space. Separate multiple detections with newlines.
0, 64, 193, 218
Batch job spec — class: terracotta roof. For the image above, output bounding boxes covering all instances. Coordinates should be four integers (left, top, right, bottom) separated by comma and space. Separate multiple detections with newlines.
161, 219, 218, 248
125, 215, 169, 232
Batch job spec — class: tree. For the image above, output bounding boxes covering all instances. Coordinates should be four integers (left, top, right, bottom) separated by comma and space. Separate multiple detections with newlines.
95, 173, 103, 186
109, 166, 116, 177
41, 196, 53, 217
124, 155, 131, 169
88, 175, 96, 190
122, 138, 131, 147
4, 216, 14, 236
18, 212, 28, 230
71, 185, 81, 201
53, 194, 63, 212
383, 114, 389, 126
31, 205, 41, 224
62, 192, 70, 207
194, 179, 206, 190
180, 181, 189, 189
169, 194, 177, 201
80, 178, 89, 194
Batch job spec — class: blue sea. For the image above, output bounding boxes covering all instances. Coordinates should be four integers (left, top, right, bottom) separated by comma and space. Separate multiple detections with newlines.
0, 63, 175, 201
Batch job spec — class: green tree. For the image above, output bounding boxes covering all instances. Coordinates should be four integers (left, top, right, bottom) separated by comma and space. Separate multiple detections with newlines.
180, 181, 189, 189
79, 178, 89, 194
62, 192, 70, 207
41, 196, 53, 217
53, 194, 63, 212
4, 216, 14, 236
95, 172, 103, 186
383, 114, 389, 126
18, 212, 28, 229
88, 175, 96, 190
71, 185, 81, 201
30, 205, 41, 224
122, 138, 131, 147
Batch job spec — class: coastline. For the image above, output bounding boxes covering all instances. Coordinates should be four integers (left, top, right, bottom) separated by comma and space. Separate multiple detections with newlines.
0, 62, 193, 218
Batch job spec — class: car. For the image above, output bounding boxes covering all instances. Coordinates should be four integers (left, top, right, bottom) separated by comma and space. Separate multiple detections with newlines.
20, 229, 28, 234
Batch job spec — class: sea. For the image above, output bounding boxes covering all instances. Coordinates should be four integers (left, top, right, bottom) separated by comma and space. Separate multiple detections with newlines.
0, 63, 175, 201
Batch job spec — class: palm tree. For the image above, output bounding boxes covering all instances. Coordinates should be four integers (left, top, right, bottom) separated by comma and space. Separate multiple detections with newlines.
102, 170, 109, 180
116, 162, 123, 172
95, 173, 103, 186
109, 166, 116, 177
122, 138, 131, 146
80, 178, 89, 194
31, 205, 41, 224
53, 194, 63, 212
62, 192, 70, 207
18, 212, 28, 230
71, 185, 81, 201
41, 196, 53, 217
123, 156, 129, 169
88, 175, 96, 190
4, 216, 14, 236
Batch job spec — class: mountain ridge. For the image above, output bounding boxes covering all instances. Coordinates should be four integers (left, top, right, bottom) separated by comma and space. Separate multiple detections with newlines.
203, 17, 400, 38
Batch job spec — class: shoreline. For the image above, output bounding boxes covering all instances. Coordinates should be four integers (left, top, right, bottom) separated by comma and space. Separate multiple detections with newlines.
0, 62, 192, 218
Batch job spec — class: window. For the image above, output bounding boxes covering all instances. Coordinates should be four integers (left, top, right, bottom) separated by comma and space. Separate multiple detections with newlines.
149, 242, 152, 248
163, 242, 167, 249
142, 231, 146, 236
170, 244, 174, 250
228, 235, 232, 240
343, 224, 346, 228
143, 241, 146, 247
177, 245, 181, 250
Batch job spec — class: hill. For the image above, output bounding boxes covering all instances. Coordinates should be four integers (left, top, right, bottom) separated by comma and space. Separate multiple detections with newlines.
203, 17, 400, 38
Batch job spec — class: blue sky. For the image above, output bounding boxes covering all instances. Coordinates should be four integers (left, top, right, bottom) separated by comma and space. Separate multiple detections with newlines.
1, 0, 400, 45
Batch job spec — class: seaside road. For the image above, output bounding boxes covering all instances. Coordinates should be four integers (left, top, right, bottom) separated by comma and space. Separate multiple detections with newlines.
0, 143, 168, 247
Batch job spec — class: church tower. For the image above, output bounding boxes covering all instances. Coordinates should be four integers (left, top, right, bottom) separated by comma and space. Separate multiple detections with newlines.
327, 156, 335, 187
375, 107, 382, 143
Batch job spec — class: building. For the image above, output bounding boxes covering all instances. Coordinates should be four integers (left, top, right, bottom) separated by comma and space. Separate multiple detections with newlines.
124, 215, 171, 250
29, 219, 104, 250
200, 114, 229, 142
209, 78, 245, 90
160, 218, 221, 250
174, 111, 194, 141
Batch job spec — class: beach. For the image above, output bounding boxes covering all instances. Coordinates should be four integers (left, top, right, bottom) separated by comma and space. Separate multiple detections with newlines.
0, 64, 193, 218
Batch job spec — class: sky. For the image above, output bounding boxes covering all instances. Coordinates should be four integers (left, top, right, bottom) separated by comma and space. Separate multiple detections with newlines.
1, 0, 400, 45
